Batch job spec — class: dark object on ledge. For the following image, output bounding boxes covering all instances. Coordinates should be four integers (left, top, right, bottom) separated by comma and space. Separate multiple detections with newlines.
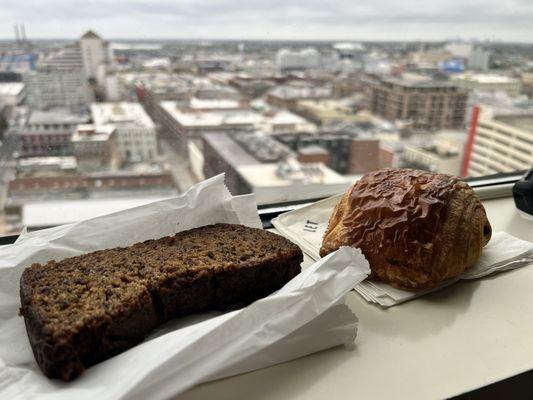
513, 169, 533, 220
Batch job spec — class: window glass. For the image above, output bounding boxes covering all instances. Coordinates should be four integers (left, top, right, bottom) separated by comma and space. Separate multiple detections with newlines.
0, 1, 532, 234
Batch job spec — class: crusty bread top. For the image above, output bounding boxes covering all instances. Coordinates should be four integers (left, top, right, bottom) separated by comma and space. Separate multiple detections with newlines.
20, 224, 302, 339
320, 168, 492, 290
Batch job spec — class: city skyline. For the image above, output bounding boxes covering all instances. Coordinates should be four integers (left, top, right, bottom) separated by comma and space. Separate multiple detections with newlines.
1, 0, 533, 43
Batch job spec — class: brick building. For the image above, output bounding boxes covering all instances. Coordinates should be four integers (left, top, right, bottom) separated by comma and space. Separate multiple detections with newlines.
297, 145, 331, 166
368, 73, 467, 131
19, 110, 90, 157
349, 138, 380, 173
274, 132, 351, 174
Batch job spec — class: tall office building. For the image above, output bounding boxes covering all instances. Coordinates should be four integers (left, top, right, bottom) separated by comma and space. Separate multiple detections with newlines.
23, 69, 92, 113
80, 30, 107, 80
23, 33, 101, 113
39, 44, 83, 71
468, 46, 491, 71
369, 73, 468, 131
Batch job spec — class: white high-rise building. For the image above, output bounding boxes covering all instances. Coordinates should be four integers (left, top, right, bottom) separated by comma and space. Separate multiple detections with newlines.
468, 108, 533, 177
468, 46, 491, 71
80, 30, 107, 80
23, 69, 92, 113
276, 48, 320, 71
90, 102, 157, 162
40, 44, 84, 71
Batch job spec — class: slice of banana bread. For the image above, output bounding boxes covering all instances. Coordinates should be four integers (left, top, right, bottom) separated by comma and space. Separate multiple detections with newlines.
19, 223, 303, 381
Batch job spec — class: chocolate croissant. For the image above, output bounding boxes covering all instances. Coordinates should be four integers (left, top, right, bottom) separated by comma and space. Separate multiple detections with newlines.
320, 168, 492, 290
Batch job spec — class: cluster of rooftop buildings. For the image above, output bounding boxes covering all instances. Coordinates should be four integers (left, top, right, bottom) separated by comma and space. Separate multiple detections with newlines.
0, 31, 532, 234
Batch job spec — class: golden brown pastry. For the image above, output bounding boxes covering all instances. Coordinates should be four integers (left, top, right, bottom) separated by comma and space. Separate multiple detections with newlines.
320, 168, 492, 290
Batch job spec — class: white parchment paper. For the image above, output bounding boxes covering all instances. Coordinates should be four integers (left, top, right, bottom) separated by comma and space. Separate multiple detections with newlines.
0, 174, 371, 399
272, 193, 533, 307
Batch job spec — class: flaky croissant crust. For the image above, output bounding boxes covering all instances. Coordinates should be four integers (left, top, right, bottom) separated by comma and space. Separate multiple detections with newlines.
320, 168, 492, 290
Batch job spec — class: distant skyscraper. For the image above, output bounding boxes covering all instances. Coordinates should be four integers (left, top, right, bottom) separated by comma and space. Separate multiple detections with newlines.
39, 44, 83, 71
24, 33, 99, 113
465, 107, 533, 177
79, 30, 107, 80
468, 47, 491, 71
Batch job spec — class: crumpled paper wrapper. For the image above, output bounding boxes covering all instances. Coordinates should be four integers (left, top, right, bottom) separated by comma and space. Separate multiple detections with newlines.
272, 193, 533, 307
0, 174, 371, 399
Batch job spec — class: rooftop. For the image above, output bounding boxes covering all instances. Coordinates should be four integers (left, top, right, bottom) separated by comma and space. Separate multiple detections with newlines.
0, 82, 24, 96
453, 73, 519, 84
297, 100, 357, 123
189, 97, 242, 110
72, 124, 115, 142
382, 73, 456, 88
161, 101, 312, 131
268, 85, 332, 100
238, 160, 346, 187
27, 109, 90, 126
161, 101, 262, 128
203, 133, 260, 168
262, 110, 311, 127
17, 156, 77, 170
233, 132, 293, 162
91, 102, 155, 129
237, 161, 352, 205
495, 114, 533, 133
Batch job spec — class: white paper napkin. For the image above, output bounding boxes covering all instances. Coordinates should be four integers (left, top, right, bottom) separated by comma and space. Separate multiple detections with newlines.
0, 175, 371, 399
272, 194, 533, 307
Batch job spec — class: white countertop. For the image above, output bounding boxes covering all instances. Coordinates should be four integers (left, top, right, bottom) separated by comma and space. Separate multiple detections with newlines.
179, 196, 533, 400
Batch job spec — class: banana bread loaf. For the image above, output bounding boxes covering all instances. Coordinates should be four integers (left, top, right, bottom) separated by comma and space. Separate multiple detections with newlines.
20, 223, 303, 381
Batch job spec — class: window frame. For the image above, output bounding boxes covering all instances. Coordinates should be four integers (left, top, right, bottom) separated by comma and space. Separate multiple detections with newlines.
0, 170, 527, 243
258, 170, 527, 228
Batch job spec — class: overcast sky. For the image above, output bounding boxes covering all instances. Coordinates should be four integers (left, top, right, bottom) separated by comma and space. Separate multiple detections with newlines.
1, 0, 532, 42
